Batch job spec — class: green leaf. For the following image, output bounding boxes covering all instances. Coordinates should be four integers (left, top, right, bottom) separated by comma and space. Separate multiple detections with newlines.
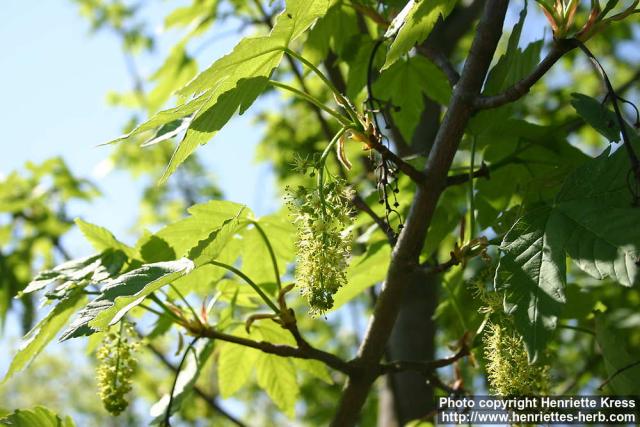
154, 0, 329, 181
217, 326, 260, 398
256, 354, 299, 418
2, 292, 86, 384
304, 0, 359, 61
149, 340, 215, 424
187, 208, 247, 267
375, 55, 451, 141
22, 251, 126, 296
147, 42, 198, 113
75, 218, 136, 259
596, 317, 640, 394
0, 407, 75, 427
105, 92, 211, 145
153, 200, 250, 258
570, 93, 621, 142
59, 259, 194, 340
331, 241, 391, 310
495, 205, 567, 363
555, 145, 640, 286
240, 213, 296, 285
160, 77, 269, 183
383, 0, 457, 69
292, 358, 333, 384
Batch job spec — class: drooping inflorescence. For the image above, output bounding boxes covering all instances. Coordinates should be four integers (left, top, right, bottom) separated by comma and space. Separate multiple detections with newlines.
286, 173, 354, 315
95, 322, 139, 416
483, 322, 550, 396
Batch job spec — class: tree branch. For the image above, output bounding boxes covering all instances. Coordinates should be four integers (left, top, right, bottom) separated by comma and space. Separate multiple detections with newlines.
474, 38, 579, 110
199, 326, 354, 375
366, 138, 427, 185
330, 2, 509, 425
417, 45, 460, 86
351, 194, 397, 244
381, 344, 470, 375
445, 161, 490, 186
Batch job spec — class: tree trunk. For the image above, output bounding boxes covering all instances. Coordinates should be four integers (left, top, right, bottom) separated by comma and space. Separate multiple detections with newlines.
386, 270, 438, 424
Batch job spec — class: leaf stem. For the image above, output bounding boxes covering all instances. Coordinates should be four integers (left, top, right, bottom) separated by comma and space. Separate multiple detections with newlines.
283, 48, 360, 122
169, 284, 202, 325
209, 260, 280, 314
247, 220, 282, 291
164, 337, 199, 426
318, 128, 348, 218
268, 80, 351, 126
149, 294, 183, 323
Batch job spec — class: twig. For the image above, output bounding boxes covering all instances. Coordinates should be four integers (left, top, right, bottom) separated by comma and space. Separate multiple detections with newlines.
474, 38, 579, 110
598, 360, 640, 391
381, 345, 470, 375
198, 326, 354, 375
351, 194, 397, 244
366, 137, 427, 185
417, 45, 461, 86
446, 162, 490, 186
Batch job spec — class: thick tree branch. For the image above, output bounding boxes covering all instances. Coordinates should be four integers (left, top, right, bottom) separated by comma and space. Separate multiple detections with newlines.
330, 2, 509, 426
474, 38, 579, 110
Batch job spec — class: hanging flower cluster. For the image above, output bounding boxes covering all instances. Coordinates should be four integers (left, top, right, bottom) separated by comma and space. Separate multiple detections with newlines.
483, 322, 550, 396
95, 322, 139, 416
286, 178, 354, 315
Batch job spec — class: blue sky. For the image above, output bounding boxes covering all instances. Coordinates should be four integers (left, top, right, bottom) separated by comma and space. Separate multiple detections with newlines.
0, 0, 277, 396
0, 0, 277, 255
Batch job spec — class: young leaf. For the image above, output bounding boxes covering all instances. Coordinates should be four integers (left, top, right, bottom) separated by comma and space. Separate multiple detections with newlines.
22, 251, 126, 296
187, 208, 247, 267
75, 218, 137, 259
155, 0, 330, 181
292, 358, 333, 384
256, 354, 299, 418
240, 213, 296, 285
2, 292, 86, 384
59, 259, 194, 340
217, 326, 260, 398
153, 200, 250, 258
383, 0, 457, 69
160, 77, 269, 183
495, 205, 568, 363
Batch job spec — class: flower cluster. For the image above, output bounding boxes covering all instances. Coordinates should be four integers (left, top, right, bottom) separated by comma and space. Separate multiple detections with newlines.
96, 322, 138, 416
286, 178, 354, 315
483, 322, 549, 396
